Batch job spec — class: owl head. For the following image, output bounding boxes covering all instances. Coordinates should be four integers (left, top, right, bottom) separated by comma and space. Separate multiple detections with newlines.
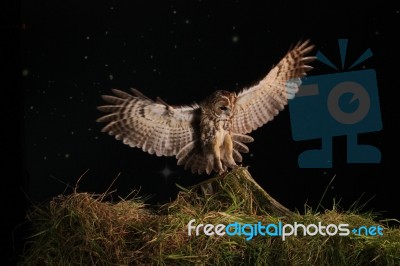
202, 90, 237, 119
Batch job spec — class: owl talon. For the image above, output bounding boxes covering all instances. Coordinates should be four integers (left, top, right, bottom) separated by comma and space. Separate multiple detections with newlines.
217, 169, 229, 177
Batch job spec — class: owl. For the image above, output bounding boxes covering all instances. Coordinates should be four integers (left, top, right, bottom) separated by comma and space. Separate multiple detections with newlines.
97, 40, 315, 175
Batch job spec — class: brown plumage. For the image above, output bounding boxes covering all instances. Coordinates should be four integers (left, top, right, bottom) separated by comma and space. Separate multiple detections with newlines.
97, 40, 315, 174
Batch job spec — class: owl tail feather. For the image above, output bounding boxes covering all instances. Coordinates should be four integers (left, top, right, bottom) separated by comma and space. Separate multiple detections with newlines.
180, 151, 210, 175
176, 138, 249, 175
176, 141, 212, 174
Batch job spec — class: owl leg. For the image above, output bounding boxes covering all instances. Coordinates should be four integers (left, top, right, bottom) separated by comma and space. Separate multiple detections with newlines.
214, 153, 224, 175
211, 139, 224, 174
222, 134, 237, 168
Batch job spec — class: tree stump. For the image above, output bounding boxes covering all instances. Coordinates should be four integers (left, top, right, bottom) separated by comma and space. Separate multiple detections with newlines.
187, 167, 296, 218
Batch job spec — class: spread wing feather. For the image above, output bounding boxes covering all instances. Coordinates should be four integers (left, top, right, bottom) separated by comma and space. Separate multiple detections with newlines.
232, 40, 315, 134
97, 88, 200, 157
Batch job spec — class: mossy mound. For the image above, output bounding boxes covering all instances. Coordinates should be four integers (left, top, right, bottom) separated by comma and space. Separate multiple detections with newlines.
20, 168, 400, 265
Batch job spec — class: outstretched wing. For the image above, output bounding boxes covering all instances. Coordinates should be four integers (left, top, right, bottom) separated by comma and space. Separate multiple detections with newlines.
97, 88, 200, 157
231, 40, 315, 134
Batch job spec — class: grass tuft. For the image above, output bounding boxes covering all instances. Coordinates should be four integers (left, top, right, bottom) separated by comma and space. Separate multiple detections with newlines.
19, 167, 400, 265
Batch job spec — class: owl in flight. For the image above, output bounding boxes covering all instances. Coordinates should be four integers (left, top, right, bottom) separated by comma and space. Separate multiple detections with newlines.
97, 40, 315, 175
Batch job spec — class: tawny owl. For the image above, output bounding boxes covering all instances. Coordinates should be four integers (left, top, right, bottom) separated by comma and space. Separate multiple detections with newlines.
97, 40, 315, 174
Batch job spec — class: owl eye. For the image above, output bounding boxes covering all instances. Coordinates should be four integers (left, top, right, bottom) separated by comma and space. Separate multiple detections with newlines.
219, 106, 228, 111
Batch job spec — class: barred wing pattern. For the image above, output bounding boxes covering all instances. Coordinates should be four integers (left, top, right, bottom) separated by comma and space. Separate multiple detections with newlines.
97, 40, 315, 175
232, 40, 315, 134
97, 89, 200, 157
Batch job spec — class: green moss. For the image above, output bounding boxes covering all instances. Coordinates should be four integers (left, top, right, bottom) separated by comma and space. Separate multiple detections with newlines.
20, 168, 400, 265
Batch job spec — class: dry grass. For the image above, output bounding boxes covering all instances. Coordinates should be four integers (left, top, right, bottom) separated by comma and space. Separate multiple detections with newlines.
19, 168, 400, 265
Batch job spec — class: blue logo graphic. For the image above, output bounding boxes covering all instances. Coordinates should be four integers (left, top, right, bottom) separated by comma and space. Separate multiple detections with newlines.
289, 39, 382, 168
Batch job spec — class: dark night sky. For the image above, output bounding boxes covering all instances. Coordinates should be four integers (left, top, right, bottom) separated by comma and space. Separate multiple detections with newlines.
5, 1, 400, 263
20, 2, 400, 212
